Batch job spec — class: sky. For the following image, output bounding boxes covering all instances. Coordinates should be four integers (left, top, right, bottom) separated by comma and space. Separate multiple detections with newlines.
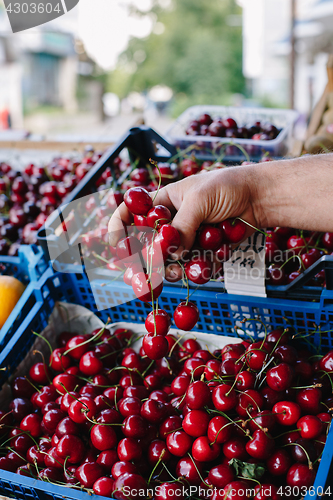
77, 0, 155, 69
0, 0, 158, 69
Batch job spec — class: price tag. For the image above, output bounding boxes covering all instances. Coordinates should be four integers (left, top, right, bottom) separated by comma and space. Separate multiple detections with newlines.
224, 232, 267, 297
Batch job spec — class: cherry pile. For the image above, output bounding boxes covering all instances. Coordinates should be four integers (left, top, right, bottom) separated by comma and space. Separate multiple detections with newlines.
0, 148, 111, 257
0, 324, 332, 499
185, 114, 281, 141
265, 229, 333, 287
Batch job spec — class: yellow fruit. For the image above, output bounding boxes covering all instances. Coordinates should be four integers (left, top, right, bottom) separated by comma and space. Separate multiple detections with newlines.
0, 276, 25, 329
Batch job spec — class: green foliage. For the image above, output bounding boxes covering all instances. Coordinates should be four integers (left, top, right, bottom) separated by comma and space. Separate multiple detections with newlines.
108, 0, 245, 103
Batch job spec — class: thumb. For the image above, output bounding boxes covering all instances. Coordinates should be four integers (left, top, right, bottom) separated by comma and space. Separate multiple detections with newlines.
170, 199, 204, 259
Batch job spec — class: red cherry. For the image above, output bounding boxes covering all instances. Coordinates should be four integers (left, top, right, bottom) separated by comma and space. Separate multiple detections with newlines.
166, 430, 192, 457
322, 232, 333, 251
111, 461, 137, 479
176, 456, 202, 485
142, 333, 169, 360
124, 187, 153, 215
29, 362, 50, 385
207, 415, 232, 444
68, 397, 96, 424
272, 401, 301, 425
56, 435, 85, 463
93, 477, 114, 497
145, 309, 171, 336
267, 449, 292, 476
117, 438, 142, 461
79, 351, 103, 376
182, 410, 210, 437
297, 415, 322, 439
185, 380, 211, 409
76, 462, 104, 488
173, 301, 199, 331
212, 384, 237, 412
148, 439, 171, 464
266, 363, 294, 391
319, 350, 333, 372
159, 415, 182, 439
236, 389, 264, 417
192, 435, 221, 462
246, 429, 275, 460
116, 236, 142, 263
208, 464, 234, 488
53, 373, 77, 395
220, 218, 246, 244
185, 256, 212, 284
90, 423, 117, 450
286, 464, 315, 487
132, 272, 163, 302
155, 483, 185, 500
147, 205, 171, 229
113, 473, 147, 500
65, 335, 89, 359
20, 414, 42, 437
155, 224, 181, 259
204, 359, 222, 381
141, 399, 167, 423
198, 225, 223, 251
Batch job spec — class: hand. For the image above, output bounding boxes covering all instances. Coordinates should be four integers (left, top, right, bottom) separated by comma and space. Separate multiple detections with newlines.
108, 166, 260, 281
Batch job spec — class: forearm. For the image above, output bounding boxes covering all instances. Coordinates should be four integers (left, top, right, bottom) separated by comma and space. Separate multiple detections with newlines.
249, 154, 333, 232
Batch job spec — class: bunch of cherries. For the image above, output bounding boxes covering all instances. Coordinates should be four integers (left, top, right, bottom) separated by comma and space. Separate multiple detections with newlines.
0, 322, 332, 499
0, 148, 112, 256
113, 185, 251, 361
185, 114, 281, 141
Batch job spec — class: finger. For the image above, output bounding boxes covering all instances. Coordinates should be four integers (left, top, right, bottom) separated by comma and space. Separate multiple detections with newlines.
165, 262, 183, 282
169, 200, 204, 258
150, 186, 175, 211
108, 202, 133, 246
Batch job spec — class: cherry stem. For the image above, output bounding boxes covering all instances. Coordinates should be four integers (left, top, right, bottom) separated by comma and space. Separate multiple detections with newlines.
177, 260, 189, 305
283, 442, 313, 469
32, 332, 54, 367
235, 217, 268, 237
148, 449, 166, 484
24, 376, 41, 393
149, 158, 162, 202
63, 322, 109, 357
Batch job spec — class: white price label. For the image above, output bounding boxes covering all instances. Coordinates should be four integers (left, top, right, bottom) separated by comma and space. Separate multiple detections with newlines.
224, 232, 267, 297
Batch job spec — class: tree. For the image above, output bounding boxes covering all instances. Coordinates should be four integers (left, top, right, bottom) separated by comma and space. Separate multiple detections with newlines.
108, 0, 245, 109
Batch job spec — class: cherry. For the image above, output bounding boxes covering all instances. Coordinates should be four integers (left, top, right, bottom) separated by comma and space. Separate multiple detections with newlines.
297, 415, 322, 439
173, 301, 199, 331
147, 205, 171, 229
166, 430, 192, 456
215, 244, 232, 262
253, 484, 278, 500
119, 397, 142, 417
148, 439, 171, 464
185, 256, 212, 284
319, 349, 333, 372
123, 415, 148, 438
56, 435, 85, 464
322, 232, 333, 251
26, 445, 46, 467
272, 401, 301, 426
236, 389, 264, 417
141, 399, 167, 423
65, 335, 89, 359
115, 235, 141, 262
123, 385, 149, 400
222, 438, 247, 460
96, 449, 118, 470
79, 350, 103, 376
286, 464, 316, 488
192, 435, 221, 462
20, 413, 42, 437
246, 429, 275, 460
145, 309, 171, 336
207, 415, 231, 444
249, 410, 276, 432
93, 477, 114, 497
29, 362, 50, 385
296, 387, 322, 414
132, 272, 163, 302
245, 344, 267, 371
112, 461, 138, 479
220, 218, 246, 244
142, 333, 169, 360
124, 187, 153, 215
265, 240, 280, 263
198, 225, 223, 251
75, 462, 104, 488
9, 398, 33, 421
183, 338, 201, 353
68, 397, 96, 424
43, 408, 66, 433
185, 380, 211, 409
208, 464, 234, 488
113, 472, 147, 500
235, 371, 255, 390
53, 373, 78, 395
155, 482, 185, 500
301, 248, 321, 269
266, 363, 294, 391
204, 359, 222, 381
267, 448, 292, 476
159, 415, 183, 439
117, 438, 142, 461
212, 384, 237, 411
176, 456, 202, 485
183, 358, 204, 379
182, 410, 210, 437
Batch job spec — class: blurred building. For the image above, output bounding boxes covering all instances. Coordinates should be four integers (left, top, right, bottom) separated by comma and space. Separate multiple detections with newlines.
240, 0, 333, 113
0, 3, 78, 128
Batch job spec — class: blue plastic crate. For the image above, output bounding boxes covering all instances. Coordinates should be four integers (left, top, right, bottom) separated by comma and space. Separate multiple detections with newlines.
0, 266, 333, 499
0, 245, 47, 348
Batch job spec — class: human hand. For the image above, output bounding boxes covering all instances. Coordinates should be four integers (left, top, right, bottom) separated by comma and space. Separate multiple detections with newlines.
108, 165, 260, 280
